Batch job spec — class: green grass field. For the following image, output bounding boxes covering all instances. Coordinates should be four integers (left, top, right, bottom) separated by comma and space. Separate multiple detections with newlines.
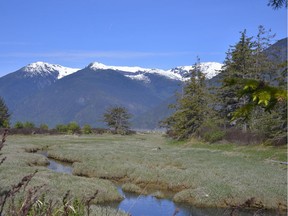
0, 134, 287, 212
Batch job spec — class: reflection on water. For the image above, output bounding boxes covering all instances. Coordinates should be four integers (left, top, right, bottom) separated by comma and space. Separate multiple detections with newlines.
115, 188, 278, 216
114, 187, 229, 216
47, 159, 73, 174
39, 151, 73, 174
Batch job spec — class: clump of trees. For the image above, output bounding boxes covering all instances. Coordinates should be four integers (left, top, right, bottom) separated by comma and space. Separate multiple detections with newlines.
162, 26, 287, 145
56, 122, 81, 134
14, 121, 35, 129
0, 96, 133, 136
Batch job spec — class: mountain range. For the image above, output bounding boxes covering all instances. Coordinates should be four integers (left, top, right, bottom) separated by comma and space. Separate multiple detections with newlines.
0, 37, 286, 129
0, 61, 222, 129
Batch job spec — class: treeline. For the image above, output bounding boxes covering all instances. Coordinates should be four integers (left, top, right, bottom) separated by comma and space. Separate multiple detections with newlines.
161, 26, 287, 145
1, 121, 108, 135
0, 94, 134, 135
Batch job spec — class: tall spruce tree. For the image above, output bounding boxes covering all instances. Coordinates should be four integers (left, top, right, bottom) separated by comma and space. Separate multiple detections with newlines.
219, 27, 287, 143
0, 97, 10, 128
251, 25, 276, 82
218, 30, 254, 131
162, 58, 212, 140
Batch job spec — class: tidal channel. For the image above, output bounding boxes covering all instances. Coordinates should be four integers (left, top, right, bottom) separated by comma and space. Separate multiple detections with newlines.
39, 152, 276, 216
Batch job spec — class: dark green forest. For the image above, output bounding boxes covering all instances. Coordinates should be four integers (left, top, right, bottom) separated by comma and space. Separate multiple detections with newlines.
162, 26, 287, 145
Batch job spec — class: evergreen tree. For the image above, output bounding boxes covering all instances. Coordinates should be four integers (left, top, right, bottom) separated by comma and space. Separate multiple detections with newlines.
103, 106, 132, 134
251, 25, 276, 82
0, 97, 10, 128
162, 58, 213, 140
218, 30, 254, 131
219, 27, 287, 143
268, 0, 287, 9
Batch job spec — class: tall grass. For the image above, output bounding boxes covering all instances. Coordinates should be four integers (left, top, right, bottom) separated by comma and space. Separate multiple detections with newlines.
0, 132, 129, 216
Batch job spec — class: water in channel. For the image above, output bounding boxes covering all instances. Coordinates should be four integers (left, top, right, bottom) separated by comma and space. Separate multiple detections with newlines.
40, 153, 278, 216
39, 151, 73, 174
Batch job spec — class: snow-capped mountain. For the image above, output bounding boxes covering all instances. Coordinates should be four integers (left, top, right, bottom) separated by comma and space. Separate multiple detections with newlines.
170, 62, 223, 79
0, 60, 222, 128
0, 38, 284, 129
22, 62, 80, 79
87, 62, 183, 81
15, 61, 222, 82
87, 61, 223, 82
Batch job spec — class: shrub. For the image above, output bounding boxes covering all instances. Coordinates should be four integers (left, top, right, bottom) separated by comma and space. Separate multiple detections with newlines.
56, 124, 68, 133
23, 121, 35, 128
91, 128, 108, 134
203, 130, 226, 143
14, 121, 24, 129
67, 122, 81, 134
39, 124, 49, 130
224, 128, 265, 145
197, 120, 225, 143
82, 124, 92, 134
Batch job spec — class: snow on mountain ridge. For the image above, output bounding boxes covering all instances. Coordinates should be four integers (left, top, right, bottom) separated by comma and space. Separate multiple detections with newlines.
21, 61, 223, 81
88, 61, 222, 80
88, 62, 151, 73
170, 62, 223, 79
22, 62, 80, 79
125, 74, 151, 83
88, 62, 183, 80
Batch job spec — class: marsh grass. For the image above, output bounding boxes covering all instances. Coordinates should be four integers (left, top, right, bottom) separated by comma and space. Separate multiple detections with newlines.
1, 134, 287, 213
121, 183, 143, 194
0, 134, 130, 216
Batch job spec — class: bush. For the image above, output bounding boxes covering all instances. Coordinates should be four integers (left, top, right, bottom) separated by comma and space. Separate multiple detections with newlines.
56, 124, 68, 133
82, 124, 92, 134
39, 124, 49, 130
67, 122, 81, 134
91, 128, 108, 134
224, 128, 265, 145
203, 130, 226, 143
14, 121, 24, 129
23, 121, 35, 128
197, 120, 225, 143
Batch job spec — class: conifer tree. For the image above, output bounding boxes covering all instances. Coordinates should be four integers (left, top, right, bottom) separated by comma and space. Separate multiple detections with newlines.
103, 106, 132, 134
268, 0, 287, 9
162, 58, 212, 140
0, 97, 10, 128
251, 25, 276, 82
218, 30, 254, 131
219, 27, 287, 142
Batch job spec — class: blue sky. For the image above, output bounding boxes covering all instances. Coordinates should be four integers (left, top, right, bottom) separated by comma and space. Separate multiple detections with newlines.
0, 0, 286, 76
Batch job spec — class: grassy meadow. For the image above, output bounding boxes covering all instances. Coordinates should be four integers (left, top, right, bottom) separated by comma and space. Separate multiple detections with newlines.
0, 133, 287, 213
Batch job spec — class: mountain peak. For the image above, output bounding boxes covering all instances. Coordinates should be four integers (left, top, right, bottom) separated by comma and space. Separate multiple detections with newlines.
22, 62, 80, 79
170, 62, 223, 79
88, 62, 151, 73
87, 61, 223, 81
23, 61, 53, 72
